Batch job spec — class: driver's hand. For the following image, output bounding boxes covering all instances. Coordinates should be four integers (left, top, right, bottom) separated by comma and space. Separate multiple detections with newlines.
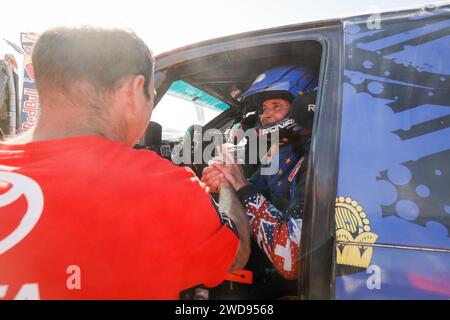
201, 166, 224, 194
213, 163, 248, 192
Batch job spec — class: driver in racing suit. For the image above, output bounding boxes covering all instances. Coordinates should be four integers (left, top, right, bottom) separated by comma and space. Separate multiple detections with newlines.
202, 65, 318, 298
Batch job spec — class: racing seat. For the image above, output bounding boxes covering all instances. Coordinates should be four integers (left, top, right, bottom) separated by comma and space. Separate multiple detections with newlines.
144, 121, 162, 156
134, 121, 163, 156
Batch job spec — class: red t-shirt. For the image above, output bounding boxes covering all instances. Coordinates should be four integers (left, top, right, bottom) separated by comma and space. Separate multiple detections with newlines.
0, 135, 238, 299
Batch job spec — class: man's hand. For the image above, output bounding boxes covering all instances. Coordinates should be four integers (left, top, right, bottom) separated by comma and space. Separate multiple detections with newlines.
201, 166, 223, 194
213, 163, 248, 192
202, 163, 248, 193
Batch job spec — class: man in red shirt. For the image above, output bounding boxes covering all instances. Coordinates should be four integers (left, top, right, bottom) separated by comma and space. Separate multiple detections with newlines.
0, 27, 250, 299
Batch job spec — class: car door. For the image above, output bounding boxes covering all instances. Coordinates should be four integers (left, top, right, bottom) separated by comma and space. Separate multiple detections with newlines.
335, 3, 450, 299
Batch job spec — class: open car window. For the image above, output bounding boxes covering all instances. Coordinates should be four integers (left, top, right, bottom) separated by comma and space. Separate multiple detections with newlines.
151, 80, 230, 142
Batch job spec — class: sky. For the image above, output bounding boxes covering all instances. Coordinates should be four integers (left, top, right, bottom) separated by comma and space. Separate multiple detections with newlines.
0, 0, 440, 55
0, 0, 445, 140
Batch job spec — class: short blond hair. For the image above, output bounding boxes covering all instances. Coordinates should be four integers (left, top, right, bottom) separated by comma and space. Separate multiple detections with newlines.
32, 26, 154, 101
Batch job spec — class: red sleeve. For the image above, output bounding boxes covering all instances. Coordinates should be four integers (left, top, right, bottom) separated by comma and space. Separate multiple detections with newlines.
182, 223, 238, 288
112, 151, 240, 296
166, 167, 239, 290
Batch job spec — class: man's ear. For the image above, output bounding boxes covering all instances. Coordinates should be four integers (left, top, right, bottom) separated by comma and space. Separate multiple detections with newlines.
129, 75, 147, 113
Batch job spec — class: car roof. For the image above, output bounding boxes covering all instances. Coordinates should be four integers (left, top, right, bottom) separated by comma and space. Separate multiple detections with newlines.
155, 1, 449, 61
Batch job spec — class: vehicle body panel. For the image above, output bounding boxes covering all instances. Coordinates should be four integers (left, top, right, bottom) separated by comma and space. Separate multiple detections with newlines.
336, 4, 450, 299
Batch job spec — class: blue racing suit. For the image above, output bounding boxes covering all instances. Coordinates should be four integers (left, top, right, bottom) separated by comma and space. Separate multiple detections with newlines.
236, 143, 308, 281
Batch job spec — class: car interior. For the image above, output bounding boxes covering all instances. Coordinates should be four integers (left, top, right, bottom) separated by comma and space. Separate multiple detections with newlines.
142, 40, 323, 174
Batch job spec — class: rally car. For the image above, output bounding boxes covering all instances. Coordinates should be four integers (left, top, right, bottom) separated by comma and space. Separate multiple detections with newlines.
145, 2, 450, 299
